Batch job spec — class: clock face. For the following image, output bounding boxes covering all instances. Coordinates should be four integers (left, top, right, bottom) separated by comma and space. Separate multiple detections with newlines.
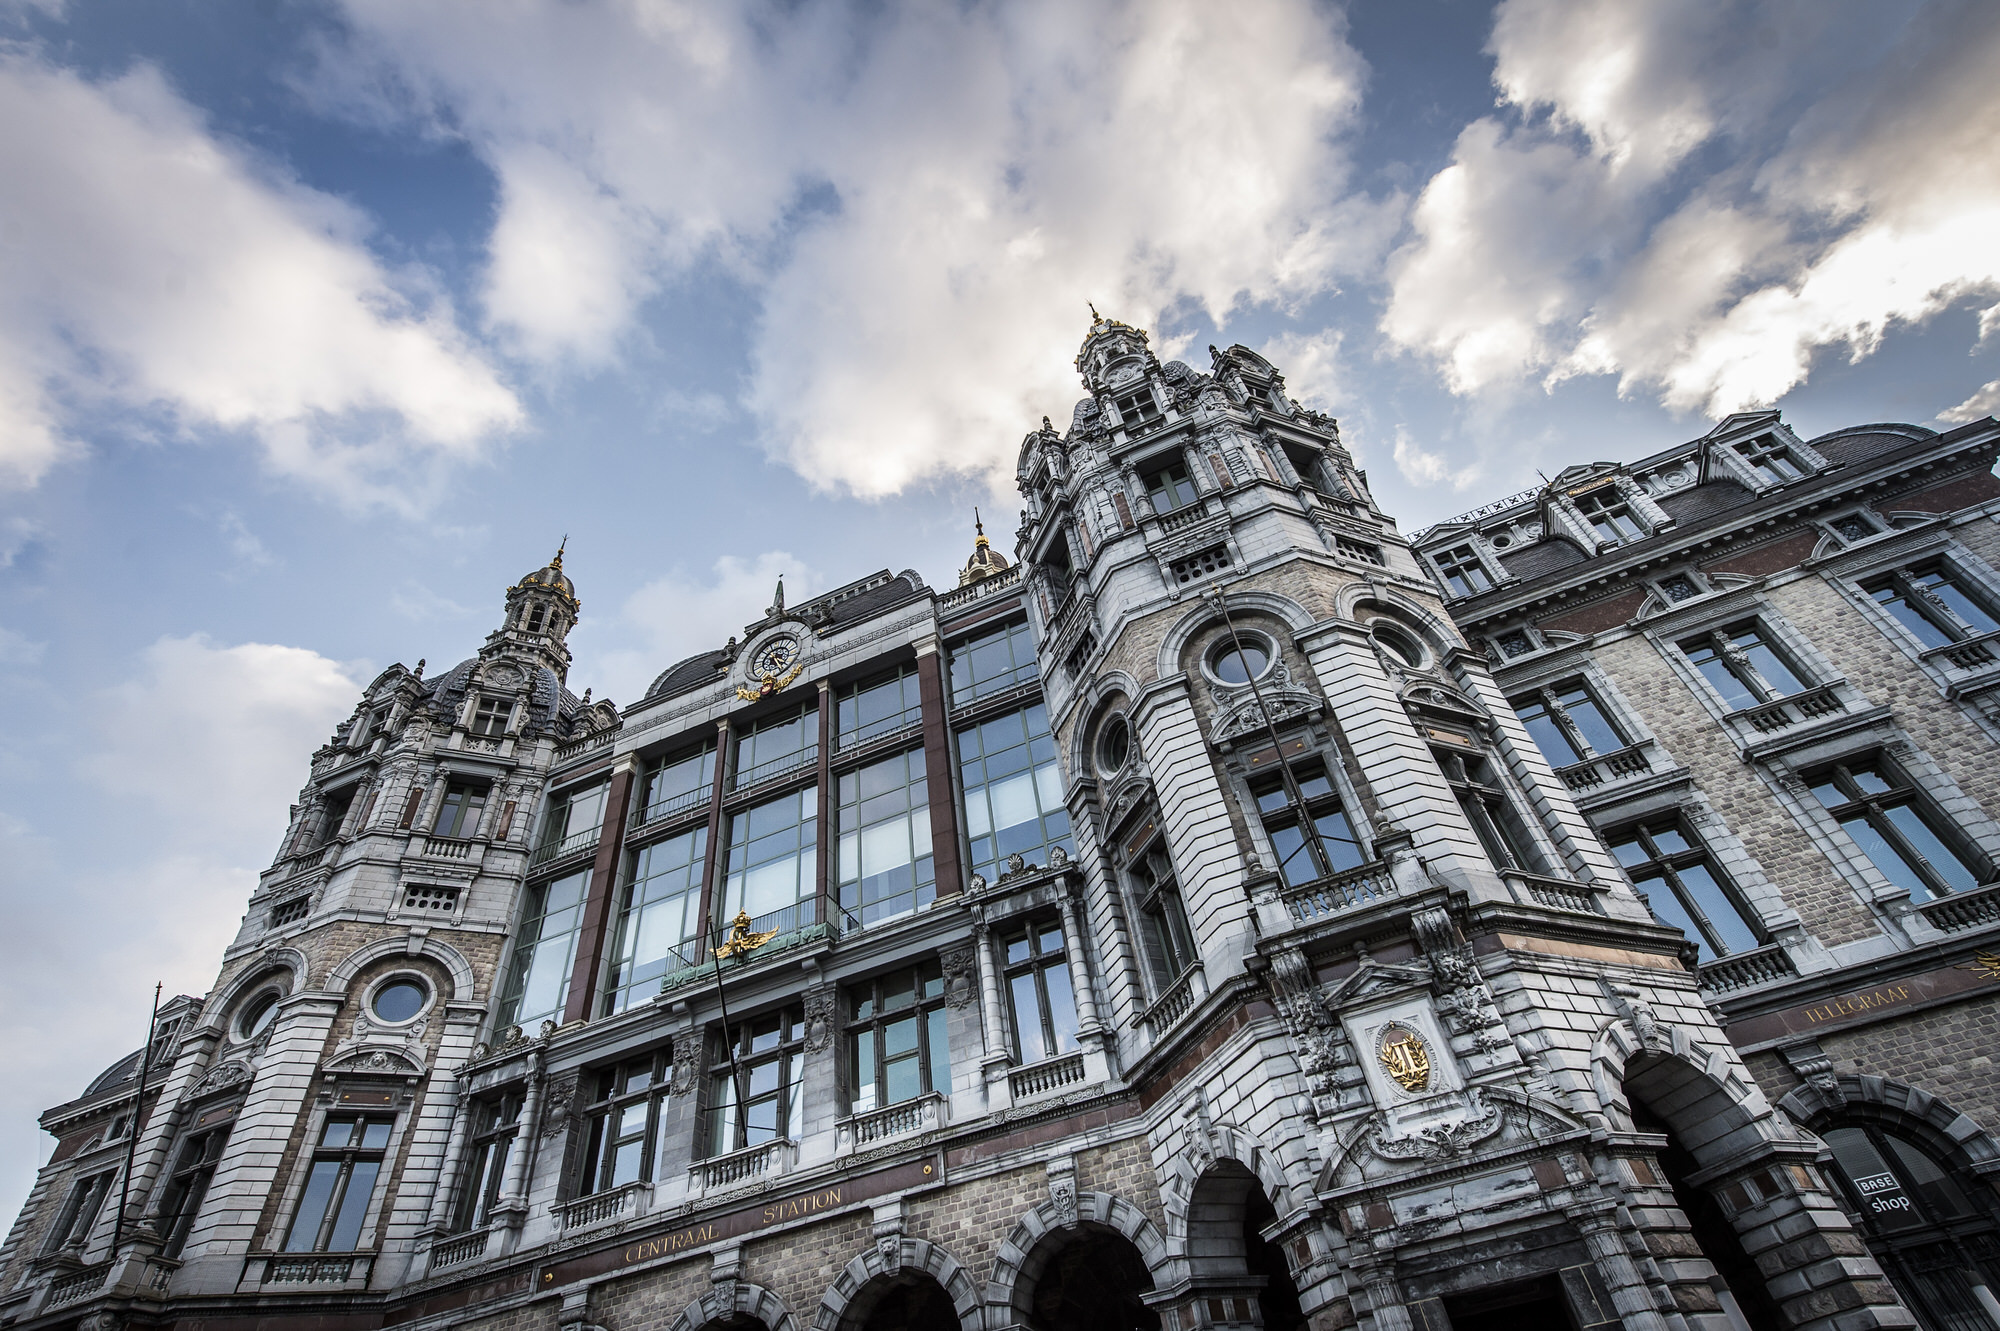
750, 636, 799, 676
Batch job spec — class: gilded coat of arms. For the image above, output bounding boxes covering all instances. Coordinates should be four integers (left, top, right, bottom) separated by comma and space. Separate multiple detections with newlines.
1377, 1024, 1432, 1093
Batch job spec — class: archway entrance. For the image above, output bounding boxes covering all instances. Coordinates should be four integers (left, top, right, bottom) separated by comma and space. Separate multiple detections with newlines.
1028, 1225, 1160, 1331
1440, 1274, 1575, 1331
1241, 1187, 1306, 1331
840, 1272, 960, 1331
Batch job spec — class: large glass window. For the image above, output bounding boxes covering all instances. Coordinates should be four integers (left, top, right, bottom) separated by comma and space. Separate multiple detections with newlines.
1574, 488, 1646, 544
634, 742, 717, 831
1129, 844, 1199, 993
157, 1127, 228, 1258
836, 667, 923, 748
284, 1115, 391, 1252
1606, 819, 1762, 960
1143, 458, 1200, 513
431, 779, 489, 839
1004, 920, 1079, 1064
41, 1171, 112, 1254
577, 1051, 672, 1195
1807, 759, 1984, 901
496, 869, 589, 1033
958, 704, 1070, 885
1680, 623, 1808, 710
470, 695, 512, 737
1433, 545, 1493, 598
602, 828, 706, 1015
734, 703, 818, 790
721, 787, 818, 933
948, 619, 1038, 702
532, 779, 607, 866
707, 1006, 804, 1154
1513, 680, 1631, 768
846, 961, 950, 1114
1821, 1123, 2000, 1331
1250, 762, 1366, 886
1436, 747, 1544, 874
450, 1092, 521, 1233
836, 749, 934, 930
1866, 563, 2000, 651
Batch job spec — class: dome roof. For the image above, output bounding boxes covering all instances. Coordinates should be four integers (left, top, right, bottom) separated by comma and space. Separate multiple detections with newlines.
511, 543, 578, 606
958, 512, 1011, 587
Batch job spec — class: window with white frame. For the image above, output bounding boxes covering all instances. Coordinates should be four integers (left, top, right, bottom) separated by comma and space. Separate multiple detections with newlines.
1432, 544, 1493, 598
1732, 434, 1809, 486
1573, 487, 1646, 545
283, 1114, 391, 1252
1678, 622, 1810, 710
1605, 817, 1763, 961
1863, 561, 2000, 652
1803, 757, 1987, 901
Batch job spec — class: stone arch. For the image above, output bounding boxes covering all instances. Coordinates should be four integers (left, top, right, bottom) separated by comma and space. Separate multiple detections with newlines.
989, 1190, 1169, 1330
814, 1234, 979, 1330
1160, 1123, 1299, 1247
324, 934, 477, 1001
665, 1279, 795, 1331
194, 947, 307, 1035
1779, 1072, 2000, 1181
1588, 1005, 1790, 1151
1337, 583, 1470, 656
1154, 591, 1315, 680
1067, 673, 1141, 779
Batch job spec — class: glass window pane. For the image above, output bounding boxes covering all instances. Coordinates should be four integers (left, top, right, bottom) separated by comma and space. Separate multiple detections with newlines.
1874, 587, 1956, 649
1010, 973, 1048, 1063
1648, 826, 1692, 855
1880, 804, 1979, 893
1042, 963, 1080, 1053
1926, 575, 2000, 634
1633, 873, 1714, 962
1313, 809, 1366, 871
1520, 705, 1583, 767
284, 1161, 343, 1251
1882, 1136, 1976, 1219
1671, 863, 1760, 955
1825, 1128, 1925, 1232
1690, 650, 1760, 710
1559, 689, 1625, 755
1735, 631, 1805, 695
1840, 814, 1933, 902
1608, 836, 1649, 868
327, 1160, 378, 1251
926, 1007, 949, 1094
359, 1119, 392, 1150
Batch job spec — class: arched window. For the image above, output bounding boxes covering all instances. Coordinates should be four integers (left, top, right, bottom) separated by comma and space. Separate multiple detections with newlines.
1820, 1120, 2000, 1330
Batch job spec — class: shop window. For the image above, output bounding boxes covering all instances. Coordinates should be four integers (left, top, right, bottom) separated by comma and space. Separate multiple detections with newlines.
707, 1006, 804, 1154
847, 961, 950, 1114
450, 1092, 522, 1233
1806, 758, 1985, 901
283, 1115, 391, 1252
1004, 919, 1079, 1064
1606, 818, 1763, 961
577, 1051, 672, 1195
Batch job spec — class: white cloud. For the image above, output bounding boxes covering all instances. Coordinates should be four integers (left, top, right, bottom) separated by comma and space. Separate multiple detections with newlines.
585, 551, 820, 705
1383, 0, 2000, 418
1391, 425, 1480, 491
1943, 378, 2000, 424
0, 625, 44, 666
0, 52, 521, 505
326, 0, 1389, 497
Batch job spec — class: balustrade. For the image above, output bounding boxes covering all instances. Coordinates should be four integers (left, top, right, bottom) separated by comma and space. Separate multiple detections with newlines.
1697, 944, 1797, 993
429, 1229, 490, 1271
1918, 883, 2000, 934
1009, 1052, 1086, 1100
1277, 861, 1393, 923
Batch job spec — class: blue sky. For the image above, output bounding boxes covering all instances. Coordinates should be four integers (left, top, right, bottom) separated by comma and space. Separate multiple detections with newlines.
1, 0, 1996, 1212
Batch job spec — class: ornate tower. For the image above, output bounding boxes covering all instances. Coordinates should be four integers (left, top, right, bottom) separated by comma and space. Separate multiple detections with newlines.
1014, 319, 1912, 1330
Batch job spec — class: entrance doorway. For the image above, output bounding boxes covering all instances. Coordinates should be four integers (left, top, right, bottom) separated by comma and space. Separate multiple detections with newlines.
1441, 1275, 1576, 1331
1028, 1226, 1160, 1331
849, 1274, 960, 1331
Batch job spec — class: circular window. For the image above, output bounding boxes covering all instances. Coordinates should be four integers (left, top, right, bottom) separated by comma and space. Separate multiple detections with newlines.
371, 978, 430, 1024
1490, 532, 1512, 549
1373, 624, 1424, 668
1097, 716, 1131, 775
1207, 634, 1274, 685
238, 991, 280, 1041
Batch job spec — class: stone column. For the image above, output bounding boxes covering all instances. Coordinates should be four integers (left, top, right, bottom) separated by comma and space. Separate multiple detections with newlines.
1573, 1200, 1671, 1331
490, 1052, 543, 1229
1055, 882, 1103, 1038
421, 1075, 472, 1234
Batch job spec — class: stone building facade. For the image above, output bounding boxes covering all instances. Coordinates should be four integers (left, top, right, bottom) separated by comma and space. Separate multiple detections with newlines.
3, 320, 1994, 1331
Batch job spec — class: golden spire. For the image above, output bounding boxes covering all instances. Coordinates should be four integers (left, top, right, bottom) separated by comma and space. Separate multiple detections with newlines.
974, 507, 989, 549
551, 535, 567, 570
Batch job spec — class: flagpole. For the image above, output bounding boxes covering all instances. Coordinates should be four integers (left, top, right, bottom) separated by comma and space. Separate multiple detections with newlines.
114, 982, 162, 1254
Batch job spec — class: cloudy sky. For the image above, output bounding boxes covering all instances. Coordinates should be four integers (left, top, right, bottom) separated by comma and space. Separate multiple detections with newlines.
1, 0, 1996, 1211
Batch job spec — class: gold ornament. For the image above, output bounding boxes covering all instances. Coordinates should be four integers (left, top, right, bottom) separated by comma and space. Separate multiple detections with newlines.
1377, 1025, 1432, 1093
713, 911, 779, 962
735, 659, 806, 703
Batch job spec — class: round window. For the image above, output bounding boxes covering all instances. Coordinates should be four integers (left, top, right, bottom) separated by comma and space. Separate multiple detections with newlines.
1373, 624, 1424, 668
1207, 635, 1273, 685
238, 991, 280, 1041
371, 978, 429, 1024
1098, 716, 1131, 775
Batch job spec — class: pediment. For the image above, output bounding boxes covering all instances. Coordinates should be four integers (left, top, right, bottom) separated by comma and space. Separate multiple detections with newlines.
1322, 959, 1434, 1010
324, 1046, 425, 1077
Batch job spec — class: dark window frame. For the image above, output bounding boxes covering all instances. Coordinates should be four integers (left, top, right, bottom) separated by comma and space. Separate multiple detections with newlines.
156, 1125, 229, 1258
1435, 746, 1545, 875
41, 1170, 114, 1255
1864, 561, 2000, 651
450, 1091, 522, 1233
469, 695, 512, 737
431, 779, 490, 839
1806, 756, 1987, 901
1002, 918, 1080, 1065
1247, 760, 1367, 888
1433, 544, 1493, 598
1679, 621, 1811, 709
706, 1005, 805, 1156
1573, 487, 1647, 545
1127, 841, 1199, 994
1606, 817, 1765, 960
1512, 678, 1633, 768
1142, 457, 1201, 513
577, 1051, 672, 1196
283, 1114, 393, 1254
1733, 434, 1808, 486
845, 960, 950, 1115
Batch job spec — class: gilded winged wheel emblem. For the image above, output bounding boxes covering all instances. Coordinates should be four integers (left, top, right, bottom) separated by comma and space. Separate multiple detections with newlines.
735, 659, 805, 703
713, 911, 780, 962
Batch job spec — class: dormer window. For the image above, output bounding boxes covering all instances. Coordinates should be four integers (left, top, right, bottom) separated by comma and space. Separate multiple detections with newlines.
1143, 459, 1199, 514
1433, 544, 1494, 598
470, 696, 512, 737
1115, 386, 1162, 430
1574, 488, 1645, 545
1733, 434, 1807, 486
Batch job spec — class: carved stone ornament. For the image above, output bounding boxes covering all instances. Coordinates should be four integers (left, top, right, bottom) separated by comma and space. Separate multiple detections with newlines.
968, 873, 988, 894
938, 945, 977, 1010
326, 1049, 421, 1076
802, 986, 836, 1054
876, 1232, 903, 1272
1368, 1089, 1504, 1163
482, 662, 525, 690
541, 1073, 580, 1139
1376, 1024, 1432, 1094
1611, 985, 1671, 1053
672, 1032, 702, 1095
194, 1061, 252, 1094
1047, 1160, 1080, 1231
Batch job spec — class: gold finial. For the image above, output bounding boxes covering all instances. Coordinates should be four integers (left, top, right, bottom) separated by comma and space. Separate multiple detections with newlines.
974, 507, 988, 547
1088, 301, 1103, 325
552, 535, 567, 569
713, 911, 779, 962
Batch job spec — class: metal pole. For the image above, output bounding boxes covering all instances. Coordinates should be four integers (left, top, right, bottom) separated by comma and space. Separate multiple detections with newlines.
114, 982, 162, 1253
1204, 590, 1334, 878
710, 946, 752, 1151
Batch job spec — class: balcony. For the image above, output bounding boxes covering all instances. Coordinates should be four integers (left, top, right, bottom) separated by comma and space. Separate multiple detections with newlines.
732, 746, 819, 795
1137, 966, 1202, 1041
554, 727, 618, 763
1554, 743, 1653, 792
692, 1139, 794, 1195
1156, 499, 1215, 535
45, 1267, 106, 1308
553, 1180, 648, 1233
428, 1228, 491, 1272
1737, 684, 1843, 735
1507, 872, 1599, 914
257, 1253, 372, 1286
938, 562, 1023, 610
836, 1092, 944, 1155
1009, 1051, 1087, 1101
630, 785, 711, 835
1920, 629, 2000, 673
1917, 882, 2000, 934
529, 825, 602, 870
1697, 943, 1797, 994
418, 835, 479, 862
1275, 861, 1394, 924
